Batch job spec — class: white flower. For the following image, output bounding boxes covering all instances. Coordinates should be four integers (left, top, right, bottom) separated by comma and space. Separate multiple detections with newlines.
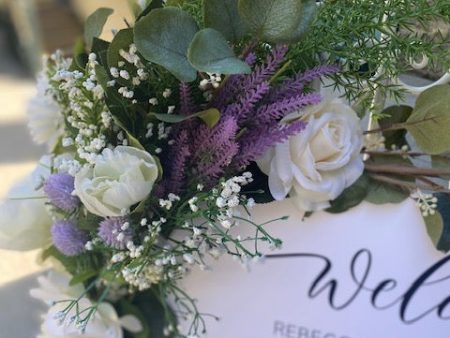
74, 146, 159, 217
31, 271, 142, 338
27, 73, 64, 150
0, 156, 52, 250
257, 99, 364, 212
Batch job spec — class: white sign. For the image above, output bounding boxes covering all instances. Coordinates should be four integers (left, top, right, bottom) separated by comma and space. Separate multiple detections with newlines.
181, 199, 449, 338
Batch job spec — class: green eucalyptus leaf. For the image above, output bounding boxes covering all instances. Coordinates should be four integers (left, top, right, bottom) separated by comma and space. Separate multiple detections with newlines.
237, 0, 315, 43
188, 28, 251, 74
406, 85, 450, 155
425, 211, 444, 247
85, 7, 114, 48
203, 0, 248, 41
134, 7, 199, 82
365, 178, 409, 205
379, 105, 413, 148
277, 0, 317, 43
326, 173, 370, 214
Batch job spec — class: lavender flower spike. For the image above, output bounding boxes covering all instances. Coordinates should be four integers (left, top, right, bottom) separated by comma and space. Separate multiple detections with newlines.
98, 217, 133, 250
51, 220, 88, 256
44, 173, 80, 212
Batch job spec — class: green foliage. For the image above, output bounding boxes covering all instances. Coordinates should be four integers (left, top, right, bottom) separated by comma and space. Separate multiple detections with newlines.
365, 178, 409, 205
134, 7, 199, 82
326, 173, 370, 213
425, 211, 444, 247
379, 105, 413, 148
84, 7, 114, 48
136, 0, 164, 20
238, 0, 316, 43
188, 28, 251, 74
288, 0, 450, 106
203, 0, 248, 41
406, 85, 450, 154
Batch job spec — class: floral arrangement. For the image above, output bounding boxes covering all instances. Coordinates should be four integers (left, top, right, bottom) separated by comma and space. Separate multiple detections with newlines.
1, 1, 450, 337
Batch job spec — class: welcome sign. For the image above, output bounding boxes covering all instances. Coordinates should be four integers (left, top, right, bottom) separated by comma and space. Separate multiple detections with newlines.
181, 199, 449, 337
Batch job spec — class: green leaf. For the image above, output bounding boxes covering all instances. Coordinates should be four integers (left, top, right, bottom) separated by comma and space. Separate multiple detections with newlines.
69, 269, 98, 286
84, 7, 114, 48
197, 108, 221, 127
365, 178, 409, 205
406, 85, 450, 155
424, 211, 444, 247
379, 105, 413, 148
151, 108, 221, 127
203, 0, 248, 41
326, 173, 370, 213
92, 38, 110, 67
188, 28, 251, 74
237, 0, 316, 43
134, 7, 199, 82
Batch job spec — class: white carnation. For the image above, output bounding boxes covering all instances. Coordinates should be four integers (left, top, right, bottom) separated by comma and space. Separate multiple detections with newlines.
74, 146, 159, 217
31, 271, 142, 338
0, 156, 52, 250
257, 99, 364, 212
27, 72, 64, 150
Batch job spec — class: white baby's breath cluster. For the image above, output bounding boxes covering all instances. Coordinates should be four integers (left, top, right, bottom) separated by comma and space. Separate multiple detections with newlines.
46, 50, 113, 165
411, 189, 438, 217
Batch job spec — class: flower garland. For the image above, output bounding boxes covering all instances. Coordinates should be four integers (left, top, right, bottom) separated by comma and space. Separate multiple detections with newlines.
1, 1, 449, 337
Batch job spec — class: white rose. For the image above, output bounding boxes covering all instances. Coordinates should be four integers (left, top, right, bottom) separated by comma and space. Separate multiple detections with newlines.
257, 99, 364, 212
31, 271, 142, 338
74, 146, 159, 217
27, 72, 64, 150
0, 157, 53, 250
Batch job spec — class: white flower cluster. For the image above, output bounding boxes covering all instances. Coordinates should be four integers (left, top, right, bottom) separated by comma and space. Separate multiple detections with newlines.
411, 189, 438, 217
47, 51, 113, 164
110, 44, 148, 101
215, 172, 254, 229
199, 72, 223, 101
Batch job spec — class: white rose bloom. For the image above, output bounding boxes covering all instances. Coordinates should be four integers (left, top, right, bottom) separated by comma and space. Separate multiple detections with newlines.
31, 271, 142, 338
0, 156, 53, 250
257, 99, 364, 212
75, 146, 159, 217
27, 72, 64, 150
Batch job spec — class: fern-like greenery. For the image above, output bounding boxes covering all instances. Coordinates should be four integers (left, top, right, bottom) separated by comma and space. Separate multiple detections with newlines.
289, 0, 450, 108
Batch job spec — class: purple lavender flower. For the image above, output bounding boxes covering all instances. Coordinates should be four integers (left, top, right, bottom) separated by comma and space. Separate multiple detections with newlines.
44, 173, 79, 212
98, 217, 133, 250
51, 220, 88, 256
